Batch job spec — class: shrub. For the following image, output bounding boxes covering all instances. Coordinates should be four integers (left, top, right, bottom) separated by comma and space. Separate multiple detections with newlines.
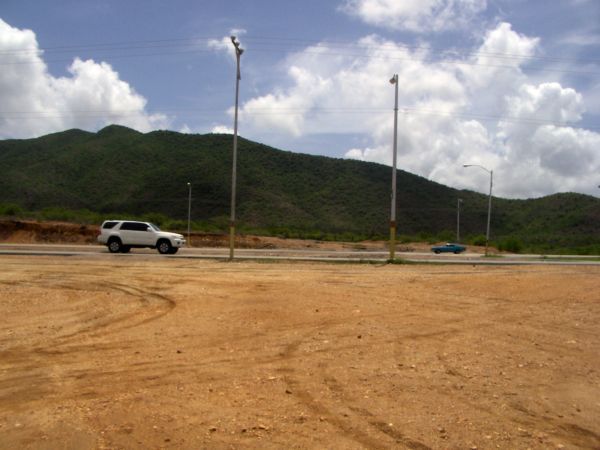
436, 230, 455, 243
142, 212, 170, 226
0, 203, 24, 216
34, 207, 102, 224
498, 236, 524, 253
39, 207, 77, 222
469, 234, 487, 246
163, 219, 188, 231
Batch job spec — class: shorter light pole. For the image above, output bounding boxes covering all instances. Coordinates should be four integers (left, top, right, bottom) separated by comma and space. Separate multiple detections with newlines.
463, 164, 493, 256
187, 182, 192, 247
456, 198, 463, 243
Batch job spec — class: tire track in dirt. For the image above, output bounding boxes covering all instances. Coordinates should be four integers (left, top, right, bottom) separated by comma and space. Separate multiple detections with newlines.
259, 276, 493, 447
270, 276, 569, 450
280, 339, 389, 449
84, 281, 176, 333
278, 329, 432, 450
0, 278, 175, 351
0, 275, 177, 410
265, 281, 476, 449
1, 278, 175, 352
413, 371, 600, 450
413, 285, 600, 450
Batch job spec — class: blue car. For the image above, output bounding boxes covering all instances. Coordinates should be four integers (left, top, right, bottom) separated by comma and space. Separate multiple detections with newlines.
431, 243, 466, 254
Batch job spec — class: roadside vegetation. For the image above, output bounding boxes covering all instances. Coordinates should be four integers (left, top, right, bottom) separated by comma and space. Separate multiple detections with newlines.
2, 203, 599, 255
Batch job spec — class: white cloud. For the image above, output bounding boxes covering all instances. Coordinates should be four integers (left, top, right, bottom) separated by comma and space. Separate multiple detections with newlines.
239, 21, 600, 197
502, 82, 584, 133
211, 125, 233, 134
457, 22, 540, 122
491, 82, 599, 196
534, 126, 599, 176
340, 0, 487, 32
0, 18, 167, 139
240, 35, 466, 137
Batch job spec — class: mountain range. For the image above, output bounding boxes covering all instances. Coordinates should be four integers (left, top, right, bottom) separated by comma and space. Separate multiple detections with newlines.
1, 125, 599, 253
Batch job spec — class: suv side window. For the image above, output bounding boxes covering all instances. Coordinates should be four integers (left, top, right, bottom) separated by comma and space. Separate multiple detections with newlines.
120, 221, 147, 231
134, 222, 150, 231
102, 221, 118, 229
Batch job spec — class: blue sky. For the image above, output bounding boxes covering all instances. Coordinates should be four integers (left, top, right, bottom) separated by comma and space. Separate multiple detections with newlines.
1, 0, 599, 198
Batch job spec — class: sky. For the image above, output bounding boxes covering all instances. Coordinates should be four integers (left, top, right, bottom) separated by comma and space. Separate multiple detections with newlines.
1, 0, 599, 199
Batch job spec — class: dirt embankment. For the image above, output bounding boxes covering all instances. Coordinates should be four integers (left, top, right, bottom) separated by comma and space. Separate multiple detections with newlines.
0, 219, 436, 252
0, 219, 98, 244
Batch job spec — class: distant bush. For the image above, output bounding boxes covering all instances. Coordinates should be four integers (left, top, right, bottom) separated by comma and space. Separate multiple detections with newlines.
469, 234, 487, 246
209, 215, 230, 229
436, 230, 455, 243
0, 202, 24, 216
397, 234, 413, 244
498, 236, 524, 253
163, 219, 188, 231
416, 232, 437, 244
141, 212, 170, 226
37, 207, 101, 224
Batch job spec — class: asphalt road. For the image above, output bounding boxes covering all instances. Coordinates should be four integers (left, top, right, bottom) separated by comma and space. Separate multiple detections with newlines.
1, 243, 598, 265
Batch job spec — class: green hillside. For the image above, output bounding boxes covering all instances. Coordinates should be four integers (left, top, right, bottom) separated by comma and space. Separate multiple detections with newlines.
1, 125, 599, 253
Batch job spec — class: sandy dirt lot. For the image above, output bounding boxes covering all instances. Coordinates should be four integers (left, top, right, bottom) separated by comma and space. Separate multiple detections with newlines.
0, 255, 598, 449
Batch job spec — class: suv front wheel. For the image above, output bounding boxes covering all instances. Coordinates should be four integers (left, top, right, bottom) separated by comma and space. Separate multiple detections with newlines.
157, 239, 173, 255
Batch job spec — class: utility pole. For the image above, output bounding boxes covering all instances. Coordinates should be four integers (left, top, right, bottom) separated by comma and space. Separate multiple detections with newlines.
463, 164, 493, 256
456, 198, 463, 243
187, 182, 192, 247
229, 36, 243, 261
486, 170, 493, 256
389, 74, 399, 261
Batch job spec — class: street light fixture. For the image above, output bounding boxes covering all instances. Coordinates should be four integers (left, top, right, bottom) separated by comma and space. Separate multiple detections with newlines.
229, 36, 244, 261
187, 182, 192, 247
463, 164, 493, 256
456, 198, 463, 243
389, 74, 399, 261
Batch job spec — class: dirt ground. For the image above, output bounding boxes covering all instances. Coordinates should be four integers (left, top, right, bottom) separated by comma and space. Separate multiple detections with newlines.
0, 255, 598, 450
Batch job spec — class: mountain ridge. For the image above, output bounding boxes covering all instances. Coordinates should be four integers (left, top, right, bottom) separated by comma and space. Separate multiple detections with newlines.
1, 125, 599, 252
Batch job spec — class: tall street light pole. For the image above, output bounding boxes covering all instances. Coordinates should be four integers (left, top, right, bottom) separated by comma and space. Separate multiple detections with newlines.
456, 198, 463, 243
389, 74, 399, 261
187, 182, 192, 247
463, 164, 493, 256
229, 36, 243, 261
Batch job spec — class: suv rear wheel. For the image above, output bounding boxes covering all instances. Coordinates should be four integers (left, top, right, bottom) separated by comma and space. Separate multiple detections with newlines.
108, 238, 122, 253
157, 239, 172, 255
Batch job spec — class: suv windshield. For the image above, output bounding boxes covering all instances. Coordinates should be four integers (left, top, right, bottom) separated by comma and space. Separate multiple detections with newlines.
149, 223, 161, 231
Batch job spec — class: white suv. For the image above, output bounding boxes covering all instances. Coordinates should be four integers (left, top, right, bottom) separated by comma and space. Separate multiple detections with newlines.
98, 220, 186, 254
